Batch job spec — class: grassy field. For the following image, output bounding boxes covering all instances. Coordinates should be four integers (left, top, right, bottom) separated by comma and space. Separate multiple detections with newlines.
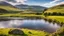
46, 16, 64, 23
0, 28, 49, 36
0, 14, 44, 17
45, 9, 64, 13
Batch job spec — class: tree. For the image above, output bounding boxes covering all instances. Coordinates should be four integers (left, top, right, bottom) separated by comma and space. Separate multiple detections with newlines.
52, 12, 57, 15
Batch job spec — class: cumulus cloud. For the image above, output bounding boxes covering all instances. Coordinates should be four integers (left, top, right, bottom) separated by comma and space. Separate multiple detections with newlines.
0, 0, 63, 7
0, 0, 27, 5
42, 0, 63, 7
50, 0, 60, 3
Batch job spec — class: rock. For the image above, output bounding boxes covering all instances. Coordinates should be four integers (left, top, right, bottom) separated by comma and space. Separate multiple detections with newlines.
8, 29, 24, 35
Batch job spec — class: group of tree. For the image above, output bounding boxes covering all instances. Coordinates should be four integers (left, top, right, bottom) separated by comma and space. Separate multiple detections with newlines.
44, 12, 64, 16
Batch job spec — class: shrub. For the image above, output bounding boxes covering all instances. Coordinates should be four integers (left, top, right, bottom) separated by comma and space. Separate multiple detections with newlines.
48, 19, 52, 23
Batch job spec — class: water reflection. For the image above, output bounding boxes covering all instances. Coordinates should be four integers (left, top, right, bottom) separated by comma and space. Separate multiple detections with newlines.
0, 19, 60, 33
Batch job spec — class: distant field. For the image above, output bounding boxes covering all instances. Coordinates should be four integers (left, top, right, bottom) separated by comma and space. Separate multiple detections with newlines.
47, 16, 64, 23
0, 28, 49, 36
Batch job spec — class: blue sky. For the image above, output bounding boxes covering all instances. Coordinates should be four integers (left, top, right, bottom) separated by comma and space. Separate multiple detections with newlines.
27, 0, 54, 4
26, 0, 64, 7
0, 0, 64, 7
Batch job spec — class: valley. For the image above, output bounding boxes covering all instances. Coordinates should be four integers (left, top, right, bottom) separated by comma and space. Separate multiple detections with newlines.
0, 1, 64, 36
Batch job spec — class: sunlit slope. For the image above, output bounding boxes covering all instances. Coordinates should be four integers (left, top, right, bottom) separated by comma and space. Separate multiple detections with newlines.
47, 16, 64, 23
0, 5, 20, 11
45, 4, 64, 13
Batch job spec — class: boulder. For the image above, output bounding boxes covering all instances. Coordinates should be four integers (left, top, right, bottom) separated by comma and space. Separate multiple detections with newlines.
8, 29, 24, 35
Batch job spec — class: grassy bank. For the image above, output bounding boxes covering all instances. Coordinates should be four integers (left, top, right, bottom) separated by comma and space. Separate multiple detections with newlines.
46, 16, 64, 23
0, 28, 49, 36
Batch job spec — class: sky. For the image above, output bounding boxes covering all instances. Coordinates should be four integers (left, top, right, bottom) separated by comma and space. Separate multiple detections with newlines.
0, 0, 64, 7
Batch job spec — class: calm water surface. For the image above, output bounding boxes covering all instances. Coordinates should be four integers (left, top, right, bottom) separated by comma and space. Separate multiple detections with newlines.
0, 19, 60, 33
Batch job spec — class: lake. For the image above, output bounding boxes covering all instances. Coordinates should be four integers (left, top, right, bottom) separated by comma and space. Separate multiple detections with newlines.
0, 19, 60, 33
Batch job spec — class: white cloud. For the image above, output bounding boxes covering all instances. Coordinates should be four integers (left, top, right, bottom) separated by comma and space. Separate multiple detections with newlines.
0, 0, 5, 1
8, 0, 27, 5
16, 0, 27, 3
0, 0, 28, 5
0, 0, 63, 7
42, 0, 62, 7
50, 0, 60, 3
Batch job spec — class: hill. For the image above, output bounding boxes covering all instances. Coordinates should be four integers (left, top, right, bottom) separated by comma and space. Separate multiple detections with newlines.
0, 5, 20, 11
0, 1, 21, 12
45, 4, 64, 13
0, 1, 12, 6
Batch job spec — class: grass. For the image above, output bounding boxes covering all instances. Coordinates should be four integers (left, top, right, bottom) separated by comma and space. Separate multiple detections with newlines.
46, 16, 64, 23
0, 13, 45, 18
45, 4, 64, 13
0, 4, 64, 36
45, 9, 64, 13
0, 5, 20, 11
0, 28, 49, 36
0, 5, 45, 17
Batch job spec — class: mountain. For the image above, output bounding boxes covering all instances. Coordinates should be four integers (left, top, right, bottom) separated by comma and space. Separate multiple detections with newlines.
0, 1, 20, 12
15, 4, 29, 10
0, 1, 46, 13
0, 1, 12, 6
15, 4, 46, 13
15, 4, 46, 10
30, 6, 46, 10
45, 4, 64, 13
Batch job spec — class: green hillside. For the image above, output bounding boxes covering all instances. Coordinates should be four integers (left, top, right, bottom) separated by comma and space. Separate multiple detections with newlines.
45, 4, 64, 13
44, 4, 64, 25
0, 5, 20, 11
43, 4, 64, 36
0, 5, 43, 17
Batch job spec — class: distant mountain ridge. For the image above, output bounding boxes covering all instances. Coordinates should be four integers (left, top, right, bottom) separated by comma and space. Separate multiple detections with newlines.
0, 1, 47, 13
15, 4, 47, 13
15, 4, 29, 10
0, 1, 12, 6
15, 4, 46, 11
